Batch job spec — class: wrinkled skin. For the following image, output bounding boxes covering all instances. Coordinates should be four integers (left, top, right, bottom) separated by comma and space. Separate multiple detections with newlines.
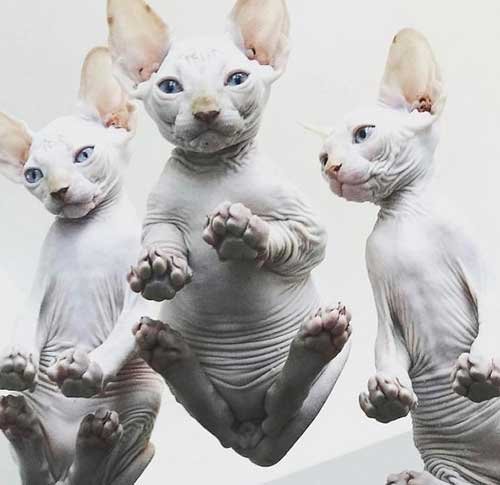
110, 0, 352, 466
319, 29, 500, 485
0, 48, 162, 485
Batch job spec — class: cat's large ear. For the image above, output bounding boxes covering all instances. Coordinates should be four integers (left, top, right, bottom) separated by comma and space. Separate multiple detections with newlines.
107, 0, 171, 93
228, 0, 290, 77
379, 28, 445, 119
0, 112, 32, 184
79, 46, 137, 133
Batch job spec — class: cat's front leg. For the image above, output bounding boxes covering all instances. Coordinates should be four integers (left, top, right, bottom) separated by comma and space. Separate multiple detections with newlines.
203, 201, 270, 264
47, 348, 104, 398
359, 371, 417, 423
360, 318, 417, 424
451, 349, 500, 403
451, 278, 500, 403
203, 199, 326, 276
0, 299, 43, 392
128, 247, 192, 303
0, 346, 38, 392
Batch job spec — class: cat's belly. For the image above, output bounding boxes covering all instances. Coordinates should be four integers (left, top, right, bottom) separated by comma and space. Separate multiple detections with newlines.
401, 294, 499, 484
160, 274, 321, 420
23, 357, 163, 477
412, 368, 500, 484
397, 281, 478, 373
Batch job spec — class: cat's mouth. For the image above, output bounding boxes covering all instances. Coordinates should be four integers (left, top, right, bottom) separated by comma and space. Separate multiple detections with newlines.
188, 125, 239, 140
50, 193, 102, 219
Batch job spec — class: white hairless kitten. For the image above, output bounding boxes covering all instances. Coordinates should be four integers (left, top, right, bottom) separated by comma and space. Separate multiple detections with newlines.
107, 0, 352, 466
318, 29, 500, 485
0, 47, 162, 485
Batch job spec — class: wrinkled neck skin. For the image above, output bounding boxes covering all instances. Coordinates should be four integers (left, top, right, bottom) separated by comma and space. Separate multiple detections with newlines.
374, 133, 436, 221
171, 137, 259, 174
377, 167, 435, 220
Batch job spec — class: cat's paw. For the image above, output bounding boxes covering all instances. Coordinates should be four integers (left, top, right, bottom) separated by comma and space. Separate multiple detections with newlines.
235, 421, 264, 451
386, 471, 445, 485
47, 348, 104, 398
128, 248, 192, 302
296, 304, 352, 360
0, 348, 38, 392
359, 373, 417, 423
0, 395, 42, 442
77, 409, 123, 450
451, 352, 500, 403
203, 201, 270, 264
133, 317, 193, 376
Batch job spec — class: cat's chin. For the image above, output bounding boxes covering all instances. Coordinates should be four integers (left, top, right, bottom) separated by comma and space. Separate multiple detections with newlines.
327, 178, 375, 204
181, 131, 239, 154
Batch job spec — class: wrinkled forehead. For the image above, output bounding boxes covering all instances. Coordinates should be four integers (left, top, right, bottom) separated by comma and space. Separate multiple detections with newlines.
331, 105, 405, 137
158, 35, 252, 77
31, 116, 106, 156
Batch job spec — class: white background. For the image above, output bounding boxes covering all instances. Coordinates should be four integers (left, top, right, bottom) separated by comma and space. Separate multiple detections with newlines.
0, 1, 499, 483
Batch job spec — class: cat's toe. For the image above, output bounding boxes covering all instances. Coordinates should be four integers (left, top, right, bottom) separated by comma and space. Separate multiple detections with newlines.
360, 373, 417, 423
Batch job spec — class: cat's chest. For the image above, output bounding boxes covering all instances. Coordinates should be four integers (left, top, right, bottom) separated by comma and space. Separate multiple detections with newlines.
371, 220, 478, 358
172, 165, 278, 248
42, 220, 136, 291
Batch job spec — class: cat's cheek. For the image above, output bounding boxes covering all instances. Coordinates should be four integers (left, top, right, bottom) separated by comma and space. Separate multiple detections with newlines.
327, 178, 343, 198
341, 183, 374, 203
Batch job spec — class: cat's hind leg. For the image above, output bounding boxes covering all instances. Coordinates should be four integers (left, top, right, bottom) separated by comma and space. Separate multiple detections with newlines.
0, 394, 54, 485
66, 409, 123, 485
386, 471, 464, 485
261, 304, 352, 437
237, 350, 349, 466
134, 317, 241, 449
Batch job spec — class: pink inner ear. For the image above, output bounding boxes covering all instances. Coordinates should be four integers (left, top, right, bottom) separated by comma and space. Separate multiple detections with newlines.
107, 0, 170, 84
229, 0, 290, 69
79, 47, 135, 132
379, 29, 443, 115
0, 112, 32, 182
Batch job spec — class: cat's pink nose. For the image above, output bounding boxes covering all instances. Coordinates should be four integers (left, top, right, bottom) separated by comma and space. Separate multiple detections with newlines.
51, 186, 69, 201
325, 163, 343, 178
194, 110, 221, 124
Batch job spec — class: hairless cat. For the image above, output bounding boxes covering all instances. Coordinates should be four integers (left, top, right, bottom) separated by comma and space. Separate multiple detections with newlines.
317, 29, 500, 485
0, 47, 163, 485
107, 0, 352, 466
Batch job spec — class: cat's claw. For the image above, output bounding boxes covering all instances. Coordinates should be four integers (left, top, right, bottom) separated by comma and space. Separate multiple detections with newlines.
296, 304, 352, 359
76, 409, 123, 450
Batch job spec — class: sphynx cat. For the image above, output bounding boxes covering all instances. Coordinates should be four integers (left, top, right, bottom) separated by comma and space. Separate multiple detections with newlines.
107, 0, 352, 466
318, 28, 500, 485
0, 47, 163, 485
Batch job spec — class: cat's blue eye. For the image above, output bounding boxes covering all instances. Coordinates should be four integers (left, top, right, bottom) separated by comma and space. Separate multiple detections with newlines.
24, 168, 44, 184
226, 71, 250, 87
353, 125, 376, 144
75, 146, 95, 164
158, 78, 184, 94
